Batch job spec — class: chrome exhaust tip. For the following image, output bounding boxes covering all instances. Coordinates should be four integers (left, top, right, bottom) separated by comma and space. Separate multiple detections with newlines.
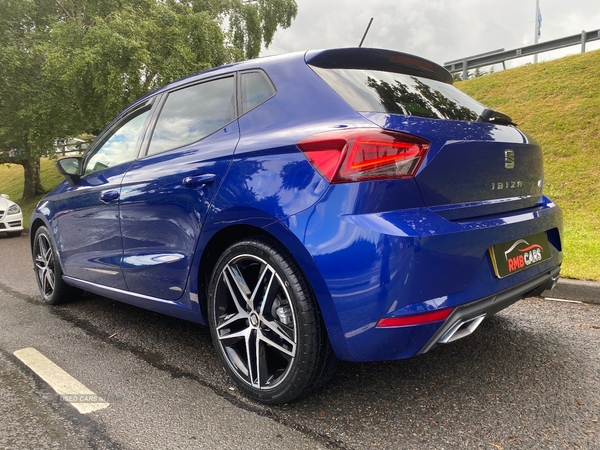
437, 314, 486, 344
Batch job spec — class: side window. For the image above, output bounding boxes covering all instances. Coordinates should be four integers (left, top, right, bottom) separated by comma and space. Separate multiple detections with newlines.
84, 105, 151, 175
147, 76, 236, 156
241, 71, 275, 114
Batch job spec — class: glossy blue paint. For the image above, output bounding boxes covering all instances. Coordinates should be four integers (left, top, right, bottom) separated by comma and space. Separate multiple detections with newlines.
287, 192, 561, 361
55, 164, 132, 290
31, 48, 563, 364
119, 125, 240, 301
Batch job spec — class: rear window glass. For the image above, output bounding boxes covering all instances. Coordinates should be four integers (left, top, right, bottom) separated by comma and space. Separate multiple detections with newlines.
147, 76, 235, 155
310, 66, 485, 121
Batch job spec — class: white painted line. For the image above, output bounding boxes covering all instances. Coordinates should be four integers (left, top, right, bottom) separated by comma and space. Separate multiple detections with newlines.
544, 297, 583, 304
13, 347, 109, 414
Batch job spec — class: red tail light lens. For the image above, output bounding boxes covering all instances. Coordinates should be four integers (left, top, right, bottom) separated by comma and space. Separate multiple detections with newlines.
297, 129, 430, 183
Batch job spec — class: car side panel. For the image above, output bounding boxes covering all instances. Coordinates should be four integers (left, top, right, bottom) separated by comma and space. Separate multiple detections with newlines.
55, 165, 130, 290
119, 125, 239, 301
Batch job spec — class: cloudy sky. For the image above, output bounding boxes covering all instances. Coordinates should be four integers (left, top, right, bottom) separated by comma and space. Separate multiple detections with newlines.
260, 0, 600, 70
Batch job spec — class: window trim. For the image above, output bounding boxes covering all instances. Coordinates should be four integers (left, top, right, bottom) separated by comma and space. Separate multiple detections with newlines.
137, 93, 166, 159
139, 74, 239, 158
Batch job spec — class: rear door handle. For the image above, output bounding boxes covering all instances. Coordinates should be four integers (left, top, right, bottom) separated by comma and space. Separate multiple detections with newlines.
100, 190, 120, 203
182, 174, 216, 188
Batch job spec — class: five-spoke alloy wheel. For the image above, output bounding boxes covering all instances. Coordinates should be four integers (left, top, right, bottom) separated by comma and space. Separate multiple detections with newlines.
208, 238, 336, 404
33, 226, 81, 304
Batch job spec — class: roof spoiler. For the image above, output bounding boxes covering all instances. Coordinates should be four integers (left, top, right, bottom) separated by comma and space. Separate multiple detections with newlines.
305, 48, 454, 85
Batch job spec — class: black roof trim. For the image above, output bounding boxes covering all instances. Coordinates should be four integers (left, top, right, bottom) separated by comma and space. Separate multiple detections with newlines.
305, 48, 453, 85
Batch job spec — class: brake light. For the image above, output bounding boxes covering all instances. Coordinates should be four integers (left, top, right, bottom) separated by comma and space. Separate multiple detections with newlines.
376, 308, 453, 327
297, 129, 429, 183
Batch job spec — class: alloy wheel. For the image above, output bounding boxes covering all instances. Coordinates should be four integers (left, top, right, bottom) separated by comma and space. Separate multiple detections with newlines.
34, 233, 55, 300
213, 254, 297, 390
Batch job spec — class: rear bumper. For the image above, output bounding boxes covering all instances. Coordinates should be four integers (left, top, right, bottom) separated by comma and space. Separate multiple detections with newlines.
294, 193, 563, 362
418, 264, 560, 355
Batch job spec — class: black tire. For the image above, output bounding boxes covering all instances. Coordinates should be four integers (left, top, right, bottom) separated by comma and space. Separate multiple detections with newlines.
32, 226, 82, 305
7, 230, 22, 238
208, 237, 337, 404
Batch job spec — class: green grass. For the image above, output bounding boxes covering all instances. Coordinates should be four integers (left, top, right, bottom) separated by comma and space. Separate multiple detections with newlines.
457, 50, 600, 281
0, 159, 64, 229
2, 51, 599, 280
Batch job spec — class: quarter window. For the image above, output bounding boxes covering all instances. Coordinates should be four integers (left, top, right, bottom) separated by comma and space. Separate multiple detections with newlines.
148, 76, 236, 156
241, 71, 275, 114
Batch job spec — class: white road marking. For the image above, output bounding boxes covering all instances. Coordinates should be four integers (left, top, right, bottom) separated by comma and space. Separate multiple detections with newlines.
13, 347, 109, 414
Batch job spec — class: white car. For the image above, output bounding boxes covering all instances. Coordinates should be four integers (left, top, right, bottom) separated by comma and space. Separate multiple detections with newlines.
0, 194, 23, 237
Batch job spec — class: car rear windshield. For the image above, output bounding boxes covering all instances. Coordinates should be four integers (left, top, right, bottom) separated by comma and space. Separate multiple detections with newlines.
310, 66, 485, 121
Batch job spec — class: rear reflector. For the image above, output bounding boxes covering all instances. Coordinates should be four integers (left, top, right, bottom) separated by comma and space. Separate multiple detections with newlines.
297, 129, 430, 183
377, 308, 453, 327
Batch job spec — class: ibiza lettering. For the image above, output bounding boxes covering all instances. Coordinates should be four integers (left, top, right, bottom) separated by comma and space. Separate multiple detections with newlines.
491, 181, 523, 190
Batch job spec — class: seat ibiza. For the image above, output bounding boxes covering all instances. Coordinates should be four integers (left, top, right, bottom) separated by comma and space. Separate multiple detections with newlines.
31, 48, 563, 403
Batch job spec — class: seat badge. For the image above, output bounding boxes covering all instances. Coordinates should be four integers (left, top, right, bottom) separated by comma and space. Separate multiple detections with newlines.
505, 150, 515, 169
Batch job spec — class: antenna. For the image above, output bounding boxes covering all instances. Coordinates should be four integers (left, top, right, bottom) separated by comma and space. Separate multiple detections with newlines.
358, 17, 373, 47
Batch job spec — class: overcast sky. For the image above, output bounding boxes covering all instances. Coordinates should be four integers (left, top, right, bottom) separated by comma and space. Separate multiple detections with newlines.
260, 0, 600, 70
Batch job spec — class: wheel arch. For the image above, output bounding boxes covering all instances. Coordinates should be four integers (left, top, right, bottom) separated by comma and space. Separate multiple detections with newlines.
196, 223, 271, 320
29, 217, 49, 253
29, 215, 71, 276
195, 218, 350, 359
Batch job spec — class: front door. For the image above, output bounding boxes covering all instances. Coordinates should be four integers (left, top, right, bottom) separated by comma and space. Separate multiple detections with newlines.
56, 103, 152, 289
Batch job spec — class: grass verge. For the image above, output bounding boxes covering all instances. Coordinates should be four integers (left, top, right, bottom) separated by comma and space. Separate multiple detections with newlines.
0, 159, 64, 229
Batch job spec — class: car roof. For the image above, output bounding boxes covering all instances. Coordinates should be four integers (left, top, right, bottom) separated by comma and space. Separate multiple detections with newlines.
139, 50, 307, 101
120, 47, 451, 122
138, 47, 450, 100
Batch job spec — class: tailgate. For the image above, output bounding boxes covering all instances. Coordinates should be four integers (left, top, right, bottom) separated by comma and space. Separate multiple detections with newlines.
362, 112, 544, 220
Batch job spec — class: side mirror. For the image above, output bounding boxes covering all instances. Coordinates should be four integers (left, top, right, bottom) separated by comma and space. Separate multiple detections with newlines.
0, 194, 10, 199
56, 157, 83, 186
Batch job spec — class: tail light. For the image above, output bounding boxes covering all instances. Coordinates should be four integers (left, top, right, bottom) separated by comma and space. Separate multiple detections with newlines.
297, 129, 430, 183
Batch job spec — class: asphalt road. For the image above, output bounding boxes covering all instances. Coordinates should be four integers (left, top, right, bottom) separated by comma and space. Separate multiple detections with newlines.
0, 233, 598, 449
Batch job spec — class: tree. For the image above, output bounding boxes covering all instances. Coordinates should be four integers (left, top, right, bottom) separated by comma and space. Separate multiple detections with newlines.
0, 0, 297, 200
472, 67, 485, 78
0, 0, 59, 198
464, 67, 492, 80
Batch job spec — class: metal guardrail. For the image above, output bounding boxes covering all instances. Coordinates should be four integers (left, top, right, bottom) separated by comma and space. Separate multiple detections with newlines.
445, 29, 600, 79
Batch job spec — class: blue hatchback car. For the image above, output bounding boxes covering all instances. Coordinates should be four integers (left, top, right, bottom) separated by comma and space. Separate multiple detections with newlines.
31, 48, 563, 404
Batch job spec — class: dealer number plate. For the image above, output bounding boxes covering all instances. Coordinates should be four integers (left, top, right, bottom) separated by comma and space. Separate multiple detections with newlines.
489, 232, 552, 279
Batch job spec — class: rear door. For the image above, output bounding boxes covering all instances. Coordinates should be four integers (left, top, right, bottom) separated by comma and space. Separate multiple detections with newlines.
119, 75, 239, 301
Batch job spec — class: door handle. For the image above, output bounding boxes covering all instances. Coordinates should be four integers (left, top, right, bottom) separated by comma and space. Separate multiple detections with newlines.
100, 190, 120, 203
182, 174, 216, 188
